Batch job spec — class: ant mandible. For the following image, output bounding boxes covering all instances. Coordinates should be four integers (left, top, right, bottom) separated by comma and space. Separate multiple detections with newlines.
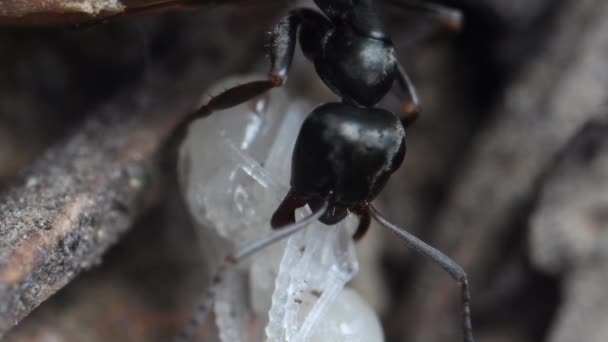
174, 1, 473, 341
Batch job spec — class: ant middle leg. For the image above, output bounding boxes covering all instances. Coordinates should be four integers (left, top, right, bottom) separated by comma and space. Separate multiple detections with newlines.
171, 9, 331, 144
198, 7, 332, 116
176, 11, 301, 133
198, 13, 299, 115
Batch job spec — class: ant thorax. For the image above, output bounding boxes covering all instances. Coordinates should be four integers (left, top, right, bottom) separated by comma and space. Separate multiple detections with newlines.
316, 25, 397, 107
179, 75, 384, 342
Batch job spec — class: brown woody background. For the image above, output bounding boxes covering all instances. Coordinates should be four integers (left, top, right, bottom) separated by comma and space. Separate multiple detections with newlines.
0, 0, 607, 341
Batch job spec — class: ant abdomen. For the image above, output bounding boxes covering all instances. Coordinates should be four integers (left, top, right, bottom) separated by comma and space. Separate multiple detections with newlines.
290, 102, 406, 218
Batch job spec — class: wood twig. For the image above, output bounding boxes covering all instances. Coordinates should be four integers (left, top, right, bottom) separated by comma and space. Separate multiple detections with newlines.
0, 73, 202, 337
0, 0, 283, 334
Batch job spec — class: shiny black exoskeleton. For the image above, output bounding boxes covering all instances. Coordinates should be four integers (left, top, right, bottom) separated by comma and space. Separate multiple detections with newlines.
193, 0, 453, 231
263, 0, 434, 232
288, 103, 405, 225
177, 2, 474, 342
304, 1, 397, 107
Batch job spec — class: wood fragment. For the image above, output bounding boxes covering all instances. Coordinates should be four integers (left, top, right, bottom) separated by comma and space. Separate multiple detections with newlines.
0, 75, 200, 337
0, 0, 282, 335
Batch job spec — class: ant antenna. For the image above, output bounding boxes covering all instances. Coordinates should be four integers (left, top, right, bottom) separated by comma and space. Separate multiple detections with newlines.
176, 201, 329, 342
368, 205, 474, 342
228, 201, 328, 263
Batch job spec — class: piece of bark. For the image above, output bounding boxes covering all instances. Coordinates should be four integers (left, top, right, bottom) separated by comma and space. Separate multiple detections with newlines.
0, 1, 281, 337
3, 192, 217, 342
0, 74, 191, 337
529, 113, 608, 342
396, 0, 608, 340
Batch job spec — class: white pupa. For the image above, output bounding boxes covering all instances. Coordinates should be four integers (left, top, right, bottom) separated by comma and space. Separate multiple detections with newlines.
179, 75, 384, 342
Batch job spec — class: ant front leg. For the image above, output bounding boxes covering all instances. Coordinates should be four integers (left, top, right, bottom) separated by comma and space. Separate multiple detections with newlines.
199, 14, 297, 113
383, 0, 464, 31
393, 62, 421, 127
199, 16, 295, 110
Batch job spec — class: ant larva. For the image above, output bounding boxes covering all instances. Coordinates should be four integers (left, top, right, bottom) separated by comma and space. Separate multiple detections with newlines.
172, 1, 473, 341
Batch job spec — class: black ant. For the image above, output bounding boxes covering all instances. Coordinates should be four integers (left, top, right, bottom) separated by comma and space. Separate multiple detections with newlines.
173, 1, 473, 341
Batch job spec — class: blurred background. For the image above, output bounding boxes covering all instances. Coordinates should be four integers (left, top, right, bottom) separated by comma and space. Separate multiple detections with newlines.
1, 0, 608, 341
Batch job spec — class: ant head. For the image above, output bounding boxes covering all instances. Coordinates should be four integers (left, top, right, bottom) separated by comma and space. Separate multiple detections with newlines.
289, 102, 405, 219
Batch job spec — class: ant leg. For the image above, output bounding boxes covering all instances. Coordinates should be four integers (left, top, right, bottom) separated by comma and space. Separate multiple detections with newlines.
176, 11, 302, 130
352, 206, 371, 241
393, 62, 421, 127
176, 201, 328, 342
191, 7, 332, 118
230, 200, 328, 262
166, 9, 331, 151
369, 205, 474, 342
175, 266, 223, 342
383, 0, 463, 31
165, 12, 304, 150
